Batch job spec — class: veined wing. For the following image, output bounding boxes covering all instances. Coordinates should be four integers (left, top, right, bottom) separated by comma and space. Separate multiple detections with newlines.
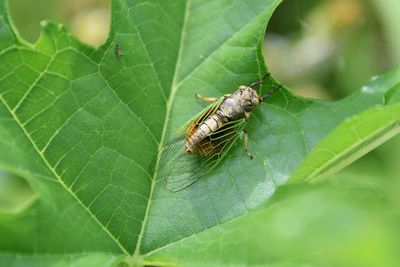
156, 97, 247, 192
164, 118, 246, 192
154, 98, 223, 191
195, 118, 246, 161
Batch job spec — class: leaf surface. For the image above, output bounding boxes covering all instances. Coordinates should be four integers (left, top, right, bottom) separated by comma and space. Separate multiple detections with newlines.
145, 183, 400, 267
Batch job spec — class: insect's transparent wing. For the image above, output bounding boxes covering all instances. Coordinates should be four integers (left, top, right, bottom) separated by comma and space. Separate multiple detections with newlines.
197, 118, 247, 171
164, 153, 204, 192
154, 99, 223, 192
164, 118, 247, 192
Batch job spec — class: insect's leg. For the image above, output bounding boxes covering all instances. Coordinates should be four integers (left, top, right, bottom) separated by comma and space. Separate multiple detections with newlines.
196, 93, 218, 102
243, 128, 253, 160
244, 112, 251, 121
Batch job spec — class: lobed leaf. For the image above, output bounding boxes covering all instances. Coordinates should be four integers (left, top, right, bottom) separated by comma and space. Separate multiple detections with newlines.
0, 0, 399, 266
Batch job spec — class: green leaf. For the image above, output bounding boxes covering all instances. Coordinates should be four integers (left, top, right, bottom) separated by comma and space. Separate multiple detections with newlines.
145, 183, 400, 267
1, 0, 400, 266
0, 171, 36, 215
0, 253, 122, 267
290, 104, 400, 183
290, 72, 400, 181
290, 77, 400, 182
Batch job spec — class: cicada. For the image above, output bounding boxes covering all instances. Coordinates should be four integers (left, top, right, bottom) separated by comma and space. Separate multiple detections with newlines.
156, 74, 278, 192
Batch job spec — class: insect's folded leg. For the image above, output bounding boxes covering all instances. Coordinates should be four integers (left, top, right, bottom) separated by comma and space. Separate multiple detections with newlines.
243, 128, 253, 160
196, 93, 218, 103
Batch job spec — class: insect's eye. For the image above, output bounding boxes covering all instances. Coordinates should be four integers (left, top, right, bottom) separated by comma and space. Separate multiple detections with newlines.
243, 103, 253, 112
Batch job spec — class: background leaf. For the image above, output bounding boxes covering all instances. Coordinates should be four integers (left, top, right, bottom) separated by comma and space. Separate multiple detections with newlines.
0, 253, 122, 267
0, 0, 399, 266
290, 74, 400, 182
145, 182, 400, 267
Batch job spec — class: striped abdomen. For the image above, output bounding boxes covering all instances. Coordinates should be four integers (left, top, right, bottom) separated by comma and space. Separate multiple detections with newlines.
185, 114, 225, 156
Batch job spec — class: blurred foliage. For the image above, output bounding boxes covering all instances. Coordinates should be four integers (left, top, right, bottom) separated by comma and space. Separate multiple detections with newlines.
264, 0, 400, 201
8, 0, 110, 46
0, 171, 35, 214
266, 0, 395, 99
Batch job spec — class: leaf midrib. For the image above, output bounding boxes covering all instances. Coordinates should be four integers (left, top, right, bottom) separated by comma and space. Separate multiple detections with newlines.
132, 0, 191, 257
135, 1, 282, 256
1, 0, 279, 257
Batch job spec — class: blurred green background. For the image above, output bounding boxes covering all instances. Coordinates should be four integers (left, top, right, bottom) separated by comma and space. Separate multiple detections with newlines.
2, 0, 400, 263
264, 0, 400, 212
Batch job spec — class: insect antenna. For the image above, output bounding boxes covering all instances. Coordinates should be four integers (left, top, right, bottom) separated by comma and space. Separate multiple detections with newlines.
249, 73, 270, 88
261, 83, 283, 101
249, 72, 283, 101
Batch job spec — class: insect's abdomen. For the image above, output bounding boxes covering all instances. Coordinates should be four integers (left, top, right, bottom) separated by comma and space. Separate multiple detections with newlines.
186, 114, 224, 156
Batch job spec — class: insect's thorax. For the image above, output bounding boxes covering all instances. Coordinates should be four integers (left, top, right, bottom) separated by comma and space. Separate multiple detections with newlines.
217, 97, 245, 120
219, 87, 261, 120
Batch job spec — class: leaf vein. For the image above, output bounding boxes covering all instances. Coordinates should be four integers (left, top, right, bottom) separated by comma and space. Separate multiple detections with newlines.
0, 96, 130, 255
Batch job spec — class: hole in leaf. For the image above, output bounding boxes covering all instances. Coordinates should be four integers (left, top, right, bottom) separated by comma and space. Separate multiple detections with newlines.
264, 0, 392, 100
7, 0, 110, 46
0, 170, 36, 214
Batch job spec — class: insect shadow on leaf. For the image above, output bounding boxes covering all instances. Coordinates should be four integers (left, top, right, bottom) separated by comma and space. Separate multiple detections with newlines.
115, 42, 123, 59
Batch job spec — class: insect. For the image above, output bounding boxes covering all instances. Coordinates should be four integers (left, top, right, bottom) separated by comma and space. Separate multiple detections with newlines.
115, 42, 123, 58
156, 74, 279, 192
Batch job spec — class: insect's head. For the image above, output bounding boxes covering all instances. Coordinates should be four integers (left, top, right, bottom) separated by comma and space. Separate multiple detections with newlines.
237, 86, 261, 112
